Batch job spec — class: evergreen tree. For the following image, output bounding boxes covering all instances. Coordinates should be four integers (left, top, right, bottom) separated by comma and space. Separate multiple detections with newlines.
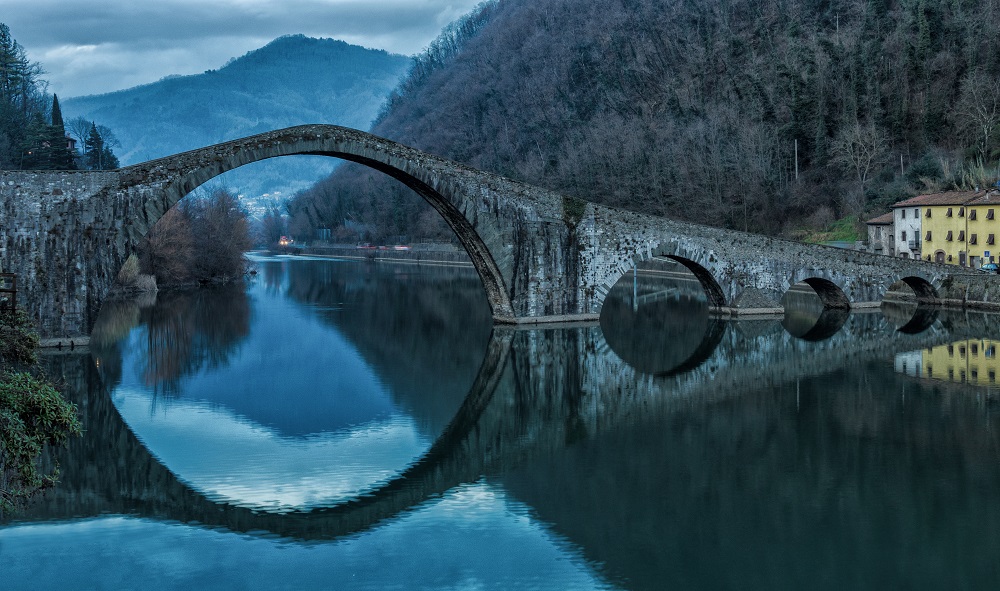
46, 95, 75, 169
83, 122, 119, 170
84, 123, 105, 170
49, 93, 63, 128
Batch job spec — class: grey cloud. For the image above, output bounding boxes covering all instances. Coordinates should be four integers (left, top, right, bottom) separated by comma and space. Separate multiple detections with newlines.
2, 0, 480, 96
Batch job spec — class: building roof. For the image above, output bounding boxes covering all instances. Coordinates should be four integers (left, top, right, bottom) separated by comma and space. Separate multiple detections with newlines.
891, 190, 985, 208
964, 190, 1000, 206
865, 212, 894, 225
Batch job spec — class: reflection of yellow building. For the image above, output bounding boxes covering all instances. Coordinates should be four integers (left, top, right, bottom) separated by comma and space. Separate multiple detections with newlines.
892, 189, 1000, 267
896, 339, 1000, 386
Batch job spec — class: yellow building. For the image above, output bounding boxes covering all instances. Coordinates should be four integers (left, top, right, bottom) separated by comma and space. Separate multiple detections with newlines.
963, 191, 1000, 266
897, 339, 1000, 387
893, 189, 1000, 267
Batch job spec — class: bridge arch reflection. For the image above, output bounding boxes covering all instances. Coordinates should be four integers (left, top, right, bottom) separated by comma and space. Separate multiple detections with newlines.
21, 303, 972, 543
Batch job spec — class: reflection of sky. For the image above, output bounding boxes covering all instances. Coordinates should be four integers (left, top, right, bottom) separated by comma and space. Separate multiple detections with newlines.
113, 256, 438, 510
121, 267, 398, 437
0, 483, 616, 591
114, 387, 429, 510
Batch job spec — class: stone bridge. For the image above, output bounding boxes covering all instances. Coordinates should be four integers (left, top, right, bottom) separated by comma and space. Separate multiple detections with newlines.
14, 310, 974, 540
0, 124, 982, 339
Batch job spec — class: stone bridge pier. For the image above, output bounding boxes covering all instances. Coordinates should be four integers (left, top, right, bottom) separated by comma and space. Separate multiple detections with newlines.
0, 124, 969, 340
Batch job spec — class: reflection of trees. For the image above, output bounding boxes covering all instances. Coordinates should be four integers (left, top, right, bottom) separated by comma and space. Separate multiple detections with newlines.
281, 260, 494, 432
136, 283, 252, 395
500, 360, 1000, 590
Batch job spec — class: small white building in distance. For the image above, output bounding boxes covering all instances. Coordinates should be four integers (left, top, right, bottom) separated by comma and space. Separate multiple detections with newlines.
891, 198, 924, 259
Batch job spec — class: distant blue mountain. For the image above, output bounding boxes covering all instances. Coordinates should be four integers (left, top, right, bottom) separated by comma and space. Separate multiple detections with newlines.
63, 35, 411, 203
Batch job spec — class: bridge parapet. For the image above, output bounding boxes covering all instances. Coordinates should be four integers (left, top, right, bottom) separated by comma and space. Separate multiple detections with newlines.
1, 125, 997, 339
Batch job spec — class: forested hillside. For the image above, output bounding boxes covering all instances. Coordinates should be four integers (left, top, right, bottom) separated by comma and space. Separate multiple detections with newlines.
288, 0, 1000, 242
63, 35, 411, 199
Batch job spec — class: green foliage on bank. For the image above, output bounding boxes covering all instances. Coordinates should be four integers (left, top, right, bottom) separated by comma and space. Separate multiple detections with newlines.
798, 217, 863, 244
0, 311, 81, 517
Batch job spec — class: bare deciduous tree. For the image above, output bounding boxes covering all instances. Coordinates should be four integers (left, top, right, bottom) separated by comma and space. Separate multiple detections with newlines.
954, 68, 1000, 163
832, 122, 889, 209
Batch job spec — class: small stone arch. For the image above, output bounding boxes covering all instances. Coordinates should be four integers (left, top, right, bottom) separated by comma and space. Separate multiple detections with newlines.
592, 250, 728, 319
796, 277, 851, 309
659, 255, 727, 308
895, 275, 939, 304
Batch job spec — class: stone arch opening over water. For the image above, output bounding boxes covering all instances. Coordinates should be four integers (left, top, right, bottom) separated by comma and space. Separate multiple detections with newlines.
114, 125, 517, 321
796, 277, 851, 309
895, 275, 939, 303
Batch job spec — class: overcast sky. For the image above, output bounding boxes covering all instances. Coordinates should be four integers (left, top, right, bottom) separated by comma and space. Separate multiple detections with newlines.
1, 0, 483, 98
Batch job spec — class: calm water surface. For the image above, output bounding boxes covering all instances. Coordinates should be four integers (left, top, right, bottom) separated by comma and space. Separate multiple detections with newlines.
3, 254, 1000, 589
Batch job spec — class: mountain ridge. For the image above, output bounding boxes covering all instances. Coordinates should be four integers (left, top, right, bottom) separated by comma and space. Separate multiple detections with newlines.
63, 34, 412, 202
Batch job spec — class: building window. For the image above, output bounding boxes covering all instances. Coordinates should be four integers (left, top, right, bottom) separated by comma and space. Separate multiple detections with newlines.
947, 230, 953, 241
948, 254, 953, 261
960, 207, 965, 217
989, 209, 995, 220
914, 208, 919, 217
971, 234, 978, 244
947, 207, 953, 217
971, 209, 978, 220
926, 209, 932, 218
990, 234, 996, 245
926, 231, 932, 241
959, 230, 966, 241
901, 230, 907, 242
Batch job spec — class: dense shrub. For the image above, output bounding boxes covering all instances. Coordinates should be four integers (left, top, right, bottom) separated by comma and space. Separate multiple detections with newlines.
0, 311, 81, 516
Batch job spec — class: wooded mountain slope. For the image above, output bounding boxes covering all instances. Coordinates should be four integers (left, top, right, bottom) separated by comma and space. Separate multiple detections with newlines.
63, 35, 410, 200
289, 0, 1000, 242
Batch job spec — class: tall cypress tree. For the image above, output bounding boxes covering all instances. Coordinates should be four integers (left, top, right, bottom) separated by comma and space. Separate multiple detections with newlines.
47, 94, 75, 169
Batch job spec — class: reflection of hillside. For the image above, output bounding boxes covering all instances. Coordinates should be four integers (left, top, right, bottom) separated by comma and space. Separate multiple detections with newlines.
499, 360, 1000, 590
282, 259, 494, 433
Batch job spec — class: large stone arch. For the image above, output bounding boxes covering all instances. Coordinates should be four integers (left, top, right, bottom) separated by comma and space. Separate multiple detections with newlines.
114, 124, 517, 320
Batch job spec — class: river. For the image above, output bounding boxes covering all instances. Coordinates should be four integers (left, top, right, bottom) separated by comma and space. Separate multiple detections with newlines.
2, 253, 1000, 589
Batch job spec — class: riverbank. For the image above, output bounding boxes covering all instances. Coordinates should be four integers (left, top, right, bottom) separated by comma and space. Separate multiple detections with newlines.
285, 244, 473, 267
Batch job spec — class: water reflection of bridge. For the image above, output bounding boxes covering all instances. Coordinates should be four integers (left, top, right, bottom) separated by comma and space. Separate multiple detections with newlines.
15, 305, 985, 542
